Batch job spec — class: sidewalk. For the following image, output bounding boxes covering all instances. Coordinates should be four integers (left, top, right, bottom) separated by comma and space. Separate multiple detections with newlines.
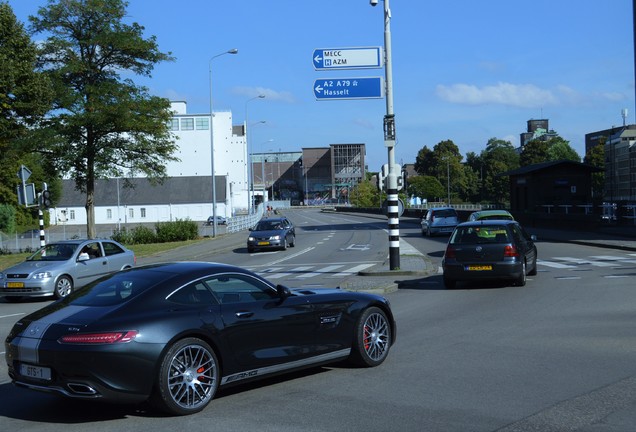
341, 218, 636, 294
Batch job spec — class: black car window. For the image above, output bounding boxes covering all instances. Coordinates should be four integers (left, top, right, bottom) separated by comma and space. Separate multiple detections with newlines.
69, 271, 162, 306
168, 282, 217, 305
102, 241, 125, 256
511, 225, 525, 244
204, 274, 277, 304
433, 209, 457, 218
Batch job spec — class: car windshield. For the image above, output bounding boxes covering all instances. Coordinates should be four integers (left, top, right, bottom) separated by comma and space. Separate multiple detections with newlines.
27, 244, 78, 261
254, 220, 283, 231
450, 226, 511, 244
68, 271, 166, 306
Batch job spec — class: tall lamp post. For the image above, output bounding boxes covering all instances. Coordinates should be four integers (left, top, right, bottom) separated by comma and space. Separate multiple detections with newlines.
371, 0, 400, 270
209, 48, 238, 237
245, 93, 266, 215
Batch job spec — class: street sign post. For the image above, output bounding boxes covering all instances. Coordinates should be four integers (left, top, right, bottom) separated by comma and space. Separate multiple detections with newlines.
313, 47, 383, 70
313, 77, 384, 100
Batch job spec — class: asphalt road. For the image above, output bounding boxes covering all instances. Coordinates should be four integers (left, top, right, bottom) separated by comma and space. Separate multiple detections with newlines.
1, 209, 636, 431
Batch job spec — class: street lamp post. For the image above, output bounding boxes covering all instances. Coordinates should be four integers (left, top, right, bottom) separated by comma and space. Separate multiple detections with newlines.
371, 0, 400, 270
245, 95, 265, 215
209, 48, 238, 237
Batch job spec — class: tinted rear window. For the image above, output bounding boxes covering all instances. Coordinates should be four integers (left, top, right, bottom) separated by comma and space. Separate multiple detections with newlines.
451, 225, 510, 244
433, 209, 457, 218
68, 271, 166, 306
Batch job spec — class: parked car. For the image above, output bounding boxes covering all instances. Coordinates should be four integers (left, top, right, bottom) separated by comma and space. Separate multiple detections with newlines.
421, 207, 459, 236
247, 216, 296, 252
0, 239, 136, 301
442, 220, 538, 289
4, 261, 396, 415
206, 215, 227, 225
468, 209, 514, 221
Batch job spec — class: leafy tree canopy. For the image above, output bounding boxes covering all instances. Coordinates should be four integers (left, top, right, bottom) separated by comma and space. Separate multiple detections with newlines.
27, 0, 178, 238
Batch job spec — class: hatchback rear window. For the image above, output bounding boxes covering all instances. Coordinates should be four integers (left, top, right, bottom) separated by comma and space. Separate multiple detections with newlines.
451, 226, 510, 244
433, 209, 457, 218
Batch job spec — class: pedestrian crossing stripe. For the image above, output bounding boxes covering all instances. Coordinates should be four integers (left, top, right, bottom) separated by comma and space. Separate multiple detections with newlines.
248, 263, 376, 280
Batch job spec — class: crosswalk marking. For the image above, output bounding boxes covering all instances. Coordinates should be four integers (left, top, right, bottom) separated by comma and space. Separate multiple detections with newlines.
538, 253, 636, 270
296, 265, 345, 279
333, 263, 375, 276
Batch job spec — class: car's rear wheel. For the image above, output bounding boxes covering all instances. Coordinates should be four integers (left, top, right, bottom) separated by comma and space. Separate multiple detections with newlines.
350, 307, 391, 367
54, 275, 73, 299
153, 337, 219, 416
515, 261, 527, 286
289, 235, 295, 247
443, 276, 456, 289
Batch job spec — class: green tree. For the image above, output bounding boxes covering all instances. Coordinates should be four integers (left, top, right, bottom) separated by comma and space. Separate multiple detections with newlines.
406, 175, 445, 202
350, 179, 381, 208
480, 138, 519, 204
546, 137, 581, 162
519, 139, 550, 166
28, 0, 178, 238
414, 146, 434, 175
0, 2, 54, 226
584, 140, 605, 201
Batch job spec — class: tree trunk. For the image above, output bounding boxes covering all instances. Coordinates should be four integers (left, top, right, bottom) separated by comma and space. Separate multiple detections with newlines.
85, 176, 96, 239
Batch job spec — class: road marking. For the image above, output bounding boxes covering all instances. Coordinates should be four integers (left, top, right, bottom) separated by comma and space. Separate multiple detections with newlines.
264, 266, 313, 279
0, 313, 26, 320
269, 247, 315, 265
537, 260, 576, 269
552, 257, 615, 267
296, 265, 345, 279
332, 263, 375, 276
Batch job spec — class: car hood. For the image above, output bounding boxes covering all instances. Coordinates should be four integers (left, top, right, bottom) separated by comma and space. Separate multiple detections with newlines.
2, 260, 69, 274
250, 229, 286, 236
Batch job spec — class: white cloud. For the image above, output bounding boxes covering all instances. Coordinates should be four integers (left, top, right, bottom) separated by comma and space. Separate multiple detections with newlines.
436, 82, 558, 108
232, 86, 296, 103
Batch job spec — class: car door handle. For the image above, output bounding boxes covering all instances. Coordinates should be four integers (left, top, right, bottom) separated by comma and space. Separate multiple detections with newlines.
235, 311, 254, 318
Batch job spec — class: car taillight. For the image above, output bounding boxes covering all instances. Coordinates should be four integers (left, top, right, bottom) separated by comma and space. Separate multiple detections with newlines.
445, 245, 456, 259
58, 330, 138, 344
503, 245, 519, 257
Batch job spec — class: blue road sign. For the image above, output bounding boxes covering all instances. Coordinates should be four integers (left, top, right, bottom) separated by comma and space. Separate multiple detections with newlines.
313, 47, 383, 70
313, 77, 384, 100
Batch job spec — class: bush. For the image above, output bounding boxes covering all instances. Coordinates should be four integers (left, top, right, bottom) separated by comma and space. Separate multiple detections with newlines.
131, 225, 157, 244
155, 219, 198, 243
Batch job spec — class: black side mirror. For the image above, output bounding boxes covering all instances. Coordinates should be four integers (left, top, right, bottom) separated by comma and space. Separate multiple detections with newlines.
276, 284, 291, 300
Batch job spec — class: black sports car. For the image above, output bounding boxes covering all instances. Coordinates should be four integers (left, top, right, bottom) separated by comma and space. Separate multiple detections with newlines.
5, 262, 396, 416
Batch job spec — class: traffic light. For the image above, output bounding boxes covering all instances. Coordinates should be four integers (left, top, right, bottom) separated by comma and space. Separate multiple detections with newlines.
41, 190, 51, 208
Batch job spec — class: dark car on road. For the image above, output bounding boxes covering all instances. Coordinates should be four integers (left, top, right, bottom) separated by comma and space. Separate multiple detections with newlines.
5, 261, 396, 415
247, 216, 296, 252
442, 220, 537, 289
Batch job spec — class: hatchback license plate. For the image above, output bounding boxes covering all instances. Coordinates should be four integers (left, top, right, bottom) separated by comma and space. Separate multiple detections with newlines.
7, 282, 24, 288
467, 265, 492, 271
20, 364, 51, 381
257, 241, 269, 245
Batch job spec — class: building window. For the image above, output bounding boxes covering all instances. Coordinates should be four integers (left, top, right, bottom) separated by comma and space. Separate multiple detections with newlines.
168, 118, 179, 131
69, 210, 75, 220
106, 209, 112, 219
140, 208, 146, 218
129, 208, 134, 219
181, 118, 194, 130
196, 118, 209, 130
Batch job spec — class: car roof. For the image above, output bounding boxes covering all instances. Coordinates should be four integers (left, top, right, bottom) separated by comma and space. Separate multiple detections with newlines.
457, 220, 518, 228
49, 239, 121, 246
471, 210, 512, 216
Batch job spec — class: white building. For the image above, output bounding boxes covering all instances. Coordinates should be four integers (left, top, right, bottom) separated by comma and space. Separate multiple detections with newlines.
50, 101, 250, 226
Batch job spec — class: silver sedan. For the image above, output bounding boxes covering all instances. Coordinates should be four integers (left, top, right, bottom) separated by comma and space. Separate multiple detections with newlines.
0, 239, 135, 301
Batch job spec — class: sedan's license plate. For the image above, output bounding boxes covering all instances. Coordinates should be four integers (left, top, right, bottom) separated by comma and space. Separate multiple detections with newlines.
467, 265, 492, 271
257, 241, 269, 245
20, 364, 51, 381
7, 282, 24, 288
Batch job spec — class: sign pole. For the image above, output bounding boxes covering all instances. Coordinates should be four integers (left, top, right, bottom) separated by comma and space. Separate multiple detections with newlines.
381, 0, 400, 270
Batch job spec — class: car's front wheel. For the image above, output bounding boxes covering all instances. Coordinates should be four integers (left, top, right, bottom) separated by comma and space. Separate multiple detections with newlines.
54, 275, 73, 299
152, 337, 219, 416
350, 307, 391, 367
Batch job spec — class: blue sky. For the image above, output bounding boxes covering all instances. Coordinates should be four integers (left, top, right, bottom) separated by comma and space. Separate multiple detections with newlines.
8, 0, 635, 171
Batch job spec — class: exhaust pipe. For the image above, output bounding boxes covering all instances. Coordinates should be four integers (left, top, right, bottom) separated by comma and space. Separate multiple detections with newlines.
67, 383, 98, 395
